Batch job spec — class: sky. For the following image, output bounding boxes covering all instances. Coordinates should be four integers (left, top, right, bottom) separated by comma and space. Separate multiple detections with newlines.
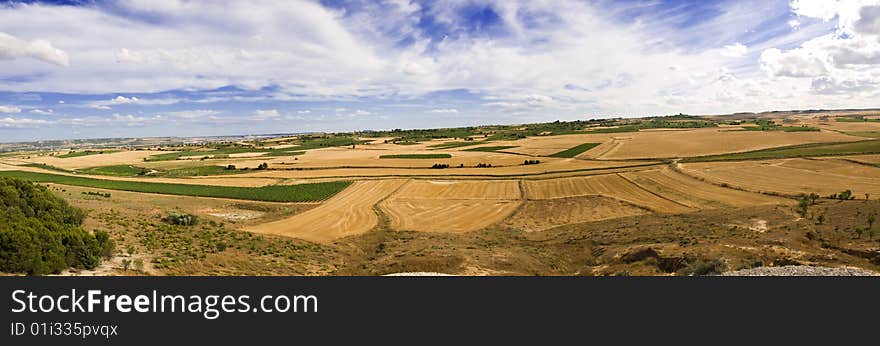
1, 0, 880, 141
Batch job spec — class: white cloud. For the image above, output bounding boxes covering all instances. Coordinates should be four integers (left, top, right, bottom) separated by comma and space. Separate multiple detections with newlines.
297, 110, 312, 114
352, 109, 371, 116
88, 104, 112, 110
252, 109, 280, 120
721, 43, 748, 57
760, 47, 828, 78
116, 48, 146, 64
0, 116, 50, 128
0, 31, 69, 66
162, 109, 219, 119
0, 105, 22, 113
430, 108, 459, 113
111, 96, 140, 104
29, 108, 53, 115
788, 19, 801, 29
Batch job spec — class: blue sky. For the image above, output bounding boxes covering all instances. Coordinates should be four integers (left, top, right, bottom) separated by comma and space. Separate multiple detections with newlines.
1, 0, 879, 141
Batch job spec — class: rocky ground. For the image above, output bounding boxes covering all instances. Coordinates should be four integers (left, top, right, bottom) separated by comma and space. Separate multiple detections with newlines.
721, 265, 878, 276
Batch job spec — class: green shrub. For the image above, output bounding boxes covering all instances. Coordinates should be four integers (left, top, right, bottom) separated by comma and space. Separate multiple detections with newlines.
163, 212, 199, 226
676, 259, 727, 276
0, 177, 114, 275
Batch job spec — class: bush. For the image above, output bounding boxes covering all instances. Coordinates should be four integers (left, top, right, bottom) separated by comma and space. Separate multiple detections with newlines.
163, 212, 199, 226
0, 177, 114, 275
676, 259, 727, 276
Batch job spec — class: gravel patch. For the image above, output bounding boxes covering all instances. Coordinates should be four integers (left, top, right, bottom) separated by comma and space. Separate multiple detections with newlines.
383, 272, 455, 276
722, 265, 878, 276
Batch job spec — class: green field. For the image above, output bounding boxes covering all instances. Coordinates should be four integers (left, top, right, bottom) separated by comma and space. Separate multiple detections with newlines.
462, 146, 518, 152
56, 150, 119, 158
77, 164, 248, 178
79, 165, 149, 176
0, 171, 350, 202
548, 143, 601, 158
21, 163, 70, 172
427, 141, 484, 149
683, 140, 880, 162
379, 154, 452, 159
144, 147, 305, 161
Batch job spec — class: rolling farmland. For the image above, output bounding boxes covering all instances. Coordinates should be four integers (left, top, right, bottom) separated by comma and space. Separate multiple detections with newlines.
5, 112, 880, 276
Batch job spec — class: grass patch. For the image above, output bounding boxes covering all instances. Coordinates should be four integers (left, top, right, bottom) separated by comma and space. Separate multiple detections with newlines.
462, 146, 518, 152
845, 131, 880, 138
837, 117, 880, 122
379, 154, 452, 159
56, 150, 119, 158
548, 143, 601, 158
0, 170, 350, 202
427, 141, 484, 150
20, 163, 70, 173
683, 140, 880, 162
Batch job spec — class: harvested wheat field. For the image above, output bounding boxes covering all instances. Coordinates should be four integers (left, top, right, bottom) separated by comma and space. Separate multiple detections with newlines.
620, 168, 789, 208
521, 174, 694, 213
380, 179, 522, 233
829, 155, 880, 165
246, 179, 408, 243
391, 179, 521, 199
504, 195, 649, 232
14, 150, 168, 170
596, 128, 861, 160
679, 160, 880, 198
381, 199, 521, 233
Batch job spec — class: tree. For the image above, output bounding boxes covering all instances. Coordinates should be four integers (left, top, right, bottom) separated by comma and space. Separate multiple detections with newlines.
798, 197, 810, 218
122, 259, 131, 271
855, 227, 864, 239
0, 177, 114, 275
817, 214, 825, 225
869, 214, 876, 231
809, 193, 819, 205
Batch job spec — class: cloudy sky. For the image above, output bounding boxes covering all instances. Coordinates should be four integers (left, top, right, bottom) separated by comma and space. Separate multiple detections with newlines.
1, 0, 880, 141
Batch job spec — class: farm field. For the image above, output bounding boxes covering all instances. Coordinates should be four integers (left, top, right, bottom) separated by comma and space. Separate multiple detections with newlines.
3, 112, 880, 276
521, 174, 694, 213
620, 168, 789, 209
679, 159, 880, 198
379, 180, 522, 233
245, 179, 408, 243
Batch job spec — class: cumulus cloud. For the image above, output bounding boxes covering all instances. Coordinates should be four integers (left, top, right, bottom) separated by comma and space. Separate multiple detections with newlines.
760, 47, 829, 77
0, 105, 22, 113
111, 96, 140, 104
758, 0, 880, 98
0, 32, 69, 66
